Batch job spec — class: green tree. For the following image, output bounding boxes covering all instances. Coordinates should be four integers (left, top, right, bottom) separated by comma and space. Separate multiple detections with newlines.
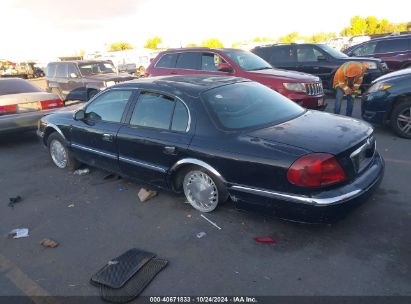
278, 32, 300, 43
107, 42, 133, 52
144, 37, 163, 49
200, 38, 224, 48
366, 16, 379, 34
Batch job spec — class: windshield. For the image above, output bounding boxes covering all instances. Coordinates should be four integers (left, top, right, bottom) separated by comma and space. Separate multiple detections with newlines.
78, 62, 116, 75
319, 44, 348, 59
202, 82, 304, 130
0, 79, 42, 96
223, 50, 272, 71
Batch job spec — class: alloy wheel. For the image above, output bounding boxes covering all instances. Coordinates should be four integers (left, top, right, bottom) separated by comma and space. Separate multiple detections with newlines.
50, 139, 68, 168
397, 107, 411, 135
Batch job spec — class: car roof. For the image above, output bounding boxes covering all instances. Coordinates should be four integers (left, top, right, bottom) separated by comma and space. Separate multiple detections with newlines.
369, 34, 411, 42
162, 47, 247, 53
114, 75, 250, 96
47, 60, 112, 65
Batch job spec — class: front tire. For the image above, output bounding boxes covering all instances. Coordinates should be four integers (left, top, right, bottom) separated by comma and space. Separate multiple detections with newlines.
47, 133, 79, 170
390, 100, 411, 139
182, 167, 228, 212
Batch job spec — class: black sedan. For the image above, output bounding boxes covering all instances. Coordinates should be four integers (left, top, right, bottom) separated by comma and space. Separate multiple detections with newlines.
37, 75, 384, 222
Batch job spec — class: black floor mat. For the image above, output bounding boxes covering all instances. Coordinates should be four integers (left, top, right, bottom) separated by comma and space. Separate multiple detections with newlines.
91, 249, 155, 289
99, 258, 168, 303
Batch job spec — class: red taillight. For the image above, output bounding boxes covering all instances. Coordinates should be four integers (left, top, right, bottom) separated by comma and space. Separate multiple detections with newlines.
287, 153, 346, 187
37, 99, 64, 110
0, 104, 18, 115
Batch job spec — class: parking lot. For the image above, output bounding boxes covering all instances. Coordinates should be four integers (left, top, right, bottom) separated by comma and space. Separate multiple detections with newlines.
1, 88, 411, 301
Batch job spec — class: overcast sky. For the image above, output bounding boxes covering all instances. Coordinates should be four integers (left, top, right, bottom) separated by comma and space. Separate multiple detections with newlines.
2, 0, 409, 61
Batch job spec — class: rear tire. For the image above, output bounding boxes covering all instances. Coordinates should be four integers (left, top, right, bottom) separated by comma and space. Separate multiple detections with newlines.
47, 132, 80, 170
390, 100, 411, 139
181, 166, 228, 212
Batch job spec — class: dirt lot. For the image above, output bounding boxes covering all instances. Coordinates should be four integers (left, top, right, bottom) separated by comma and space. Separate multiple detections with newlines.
1, 91, 411, 302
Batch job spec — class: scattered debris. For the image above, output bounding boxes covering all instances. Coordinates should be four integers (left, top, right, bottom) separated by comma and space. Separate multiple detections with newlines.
183, 201, 190, 204
254, 237, 276, 244
118, 185, 128, 192
68, 204, 75, 208
186, 214, 192, 218
200, 214, 222, 230
264, 276, 271, 280
138, 188, 157, 202
41, 239, 59, 248
8, 196, 22, 208
8, 228, 29, 239
196, 232, 207, 239
108, 260, 119, 266
74, 168, 90, 176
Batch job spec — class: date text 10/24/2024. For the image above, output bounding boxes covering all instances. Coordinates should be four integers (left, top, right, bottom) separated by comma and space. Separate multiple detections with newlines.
149, 297, 258, 303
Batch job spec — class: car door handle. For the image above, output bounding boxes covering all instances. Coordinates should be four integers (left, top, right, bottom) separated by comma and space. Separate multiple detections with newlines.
163, 146, 177, 155
102, 133, 114, 142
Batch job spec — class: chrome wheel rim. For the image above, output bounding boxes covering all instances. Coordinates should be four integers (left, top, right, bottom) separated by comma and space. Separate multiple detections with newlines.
397, 107, 411, 135
183, 170, 218, 212
50, 139, 68, 168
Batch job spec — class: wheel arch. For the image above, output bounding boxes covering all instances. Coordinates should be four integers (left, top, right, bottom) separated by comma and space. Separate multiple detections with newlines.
168, 158, 226, 192
43, 124, 67, 146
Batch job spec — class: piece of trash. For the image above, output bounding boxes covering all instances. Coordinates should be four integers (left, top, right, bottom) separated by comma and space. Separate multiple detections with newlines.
297, 277, 302, 281
74, 168, 90, 176
196, 232, 207, 239
118, 185, 128, 192
200, 214, 222, 230
8, 228, 29, 239
8, 196, 23, 208
138, 188, 157, 202
41, 238, 59, 248
108, 260, 119, 266
254, 237, 276, 244
186, 214, 192, 218
68, 204, 75, 208
183, 201, 190, 204
235, 271, 240, 274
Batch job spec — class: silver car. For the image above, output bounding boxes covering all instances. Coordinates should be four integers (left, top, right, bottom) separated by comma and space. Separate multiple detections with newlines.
0, 78, 63, 134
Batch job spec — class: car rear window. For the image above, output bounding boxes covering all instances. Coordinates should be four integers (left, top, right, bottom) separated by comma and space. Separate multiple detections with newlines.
156, 53, 178, 68
0, 79, 42, 96
202, 82, 304, 130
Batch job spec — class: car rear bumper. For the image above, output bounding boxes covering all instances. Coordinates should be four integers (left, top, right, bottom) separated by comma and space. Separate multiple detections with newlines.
0, 111, 45, 134
228, 152, 385, 223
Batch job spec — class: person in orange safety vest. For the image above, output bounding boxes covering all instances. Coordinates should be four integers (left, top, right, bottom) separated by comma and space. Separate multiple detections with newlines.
333, 61, 367, 117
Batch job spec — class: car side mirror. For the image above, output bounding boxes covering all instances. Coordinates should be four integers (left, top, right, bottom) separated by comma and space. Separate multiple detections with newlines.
70, 72, 78, 78
217, 63, 233, 73
317, 55, 327, 61
74, 109, 85, 120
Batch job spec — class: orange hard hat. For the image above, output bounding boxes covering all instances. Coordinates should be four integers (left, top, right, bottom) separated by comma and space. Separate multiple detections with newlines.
343, 62, 363, 78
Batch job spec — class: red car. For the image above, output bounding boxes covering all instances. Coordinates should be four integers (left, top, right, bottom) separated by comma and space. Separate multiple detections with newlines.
146, 48, 325, 109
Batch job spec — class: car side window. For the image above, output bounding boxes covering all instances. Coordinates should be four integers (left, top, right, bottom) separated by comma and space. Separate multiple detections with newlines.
85, 90, 132, 123
352, 42, 377, 56
55, 63, 68, 78
130, 92, 189, 132
156, 53, 178, 68
296, 46, 323, 62
67, 64, 78, 77
171, 100, 189, 132
267, 46, 294, 64
175, 52, 201, 70
376, 39, 409, 53
46, 63, 57, 77
201, 53, 226, 71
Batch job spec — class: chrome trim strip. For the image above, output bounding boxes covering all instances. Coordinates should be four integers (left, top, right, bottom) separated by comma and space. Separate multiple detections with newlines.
119, 156, 166, 173
71, 143, 117, 159
230, 185, 362, 206
169, 158, 226, 182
